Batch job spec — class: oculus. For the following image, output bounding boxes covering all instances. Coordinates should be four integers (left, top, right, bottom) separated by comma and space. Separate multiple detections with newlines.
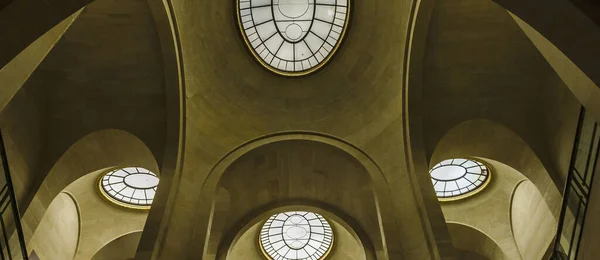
237, 0, 350, 76
260, 211, 333, 259
98, 167, 159, 209
430, 158, 491, 201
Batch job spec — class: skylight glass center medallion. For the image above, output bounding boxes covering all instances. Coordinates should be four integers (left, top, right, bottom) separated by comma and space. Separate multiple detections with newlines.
237, 0, 351, 76
430, 165, 466, 181
124, 174, 159, 189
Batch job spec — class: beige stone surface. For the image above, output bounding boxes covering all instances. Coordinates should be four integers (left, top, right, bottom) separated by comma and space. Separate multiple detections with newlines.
441, 159, 524, 260
511, 181, 556, 260
510, 12, 600, 126
447, 223, 506, 260
0, 0, 598, 258
431, 120, 563, 218
92, 231, 142, 260
28, 192, 79, 260
66, 169, 148, 260
20, 129, 158, 248
419, 0, 578, 190
0, 10, 80, 114
492, 0, 600, 89
151, 0, 447, 256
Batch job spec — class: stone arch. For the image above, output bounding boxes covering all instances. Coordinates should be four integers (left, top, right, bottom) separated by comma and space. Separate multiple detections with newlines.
91, 231, 143, 260
447, 222, 508, 260
21, 129, 159, 256
179, 132, 428, 260
220, 204, 373, 260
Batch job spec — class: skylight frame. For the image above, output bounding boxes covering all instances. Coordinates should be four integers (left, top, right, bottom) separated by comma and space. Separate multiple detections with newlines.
236, 0, 351, 76
429, 158, 492, 201
97, 167, 159, 210
259, 211, 334, 260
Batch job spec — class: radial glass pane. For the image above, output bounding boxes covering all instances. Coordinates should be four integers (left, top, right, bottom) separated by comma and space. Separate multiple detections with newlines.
237, 0, 351, 76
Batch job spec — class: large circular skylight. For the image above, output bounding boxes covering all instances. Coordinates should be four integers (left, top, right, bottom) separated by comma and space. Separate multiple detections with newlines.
237, 0, 350, 76
260, 211, 333, 259
430, 158, 490, 200
99, 167, 159, 209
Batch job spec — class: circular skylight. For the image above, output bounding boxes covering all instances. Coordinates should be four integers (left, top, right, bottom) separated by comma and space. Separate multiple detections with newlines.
237, 0, 350, 76
99, 167, 159, 209
260, 211, 333, 259
430, 158, 490, 200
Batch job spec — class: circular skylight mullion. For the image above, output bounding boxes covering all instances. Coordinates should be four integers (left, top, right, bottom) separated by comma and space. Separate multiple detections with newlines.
238, 0, 350, 76
429, 158, 490, 200
260, 211, 333, 259
99, 167, 159, 209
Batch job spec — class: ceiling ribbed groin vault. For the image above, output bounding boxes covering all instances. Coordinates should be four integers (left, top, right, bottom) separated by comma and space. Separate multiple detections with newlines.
2, 0, 600, 258
153, 0, 448, 258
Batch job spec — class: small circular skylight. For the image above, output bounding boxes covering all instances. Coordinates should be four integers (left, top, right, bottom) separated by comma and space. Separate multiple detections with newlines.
237, 0, 350, 76
430, 158, 490, 200
260, 211, 333, 259
99, 167, 159, 209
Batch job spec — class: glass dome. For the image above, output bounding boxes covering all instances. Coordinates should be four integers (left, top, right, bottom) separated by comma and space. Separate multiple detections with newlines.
260, 211, 333, 259
430, 158, 490, 200
237, 0, 350, 76
98, 167, 159, 209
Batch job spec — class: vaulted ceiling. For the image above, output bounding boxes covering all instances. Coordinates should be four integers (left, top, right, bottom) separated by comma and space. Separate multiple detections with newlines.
1, 0, 599, 258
